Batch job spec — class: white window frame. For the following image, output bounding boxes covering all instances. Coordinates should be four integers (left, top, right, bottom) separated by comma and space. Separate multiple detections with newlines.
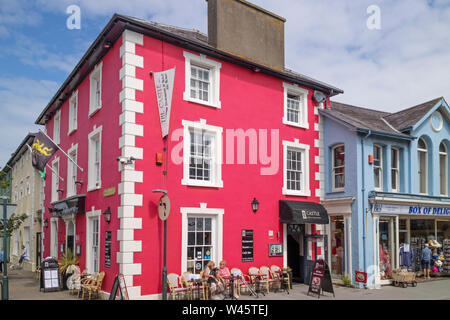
418, 138, 428, 195
67, 144, 78, 197
332, 144, 345, 192
50, 217, 58, 258
183, 51, 222, 109
53, 110, 61, 145
51, 157, 60, 203
373, 144, 383, 192
391, 147, 400, 193
85, 208, 101, 273
439, 142, 448, 196
180, 203, 224, 274
282, 83, 309, 129
181, 119, 223, 188
282, 139, 311, 197
89, 62, 103, 117
88, 126, 102, 191
68, 90, 78, 135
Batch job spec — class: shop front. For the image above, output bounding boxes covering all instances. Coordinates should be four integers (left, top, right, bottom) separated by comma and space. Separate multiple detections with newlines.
371, 195, 450, 285
280, 200, 329, 284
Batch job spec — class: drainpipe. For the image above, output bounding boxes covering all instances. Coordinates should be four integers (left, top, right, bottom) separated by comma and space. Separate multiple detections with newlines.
361, 130, 371, 288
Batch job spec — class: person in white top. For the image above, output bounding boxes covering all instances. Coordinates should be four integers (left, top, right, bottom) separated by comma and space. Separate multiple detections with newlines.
18, 245, 28, 268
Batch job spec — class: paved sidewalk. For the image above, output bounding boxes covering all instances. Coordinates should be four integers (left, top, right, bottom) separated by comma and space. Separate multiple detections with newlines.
2, 267, 450, 300
2, 268, 78, 300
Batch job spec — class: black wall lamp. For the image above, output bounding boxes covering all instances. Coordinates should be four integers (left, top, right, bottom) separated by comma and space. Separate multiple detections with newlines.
44, 218, 48, 228
103, 207, 111, 224
251, 198, 259, 213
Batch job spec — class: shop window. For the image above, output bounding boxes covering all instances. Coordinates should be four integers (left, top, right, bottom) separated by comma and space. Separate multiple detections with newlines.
418, 138, 428, 194
187, 216, 214, 274
332, 145, 345, 191
330, 216, 345, 278
379, 217, 396, 280
391, 147, 399, 192
437, 220, 450, 244
410, 219, 435, 242
439, 142, 448, 196
373, 145, 383, 191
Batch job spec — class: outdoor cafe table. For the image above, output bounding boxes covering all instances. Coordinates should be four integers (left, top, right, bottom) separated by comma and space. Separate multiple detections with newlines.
221, 275, 240, 300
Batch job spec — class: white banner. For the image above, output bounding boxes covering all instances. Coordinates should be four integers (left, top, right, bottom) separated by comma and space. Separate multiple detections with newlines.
154, 68, 175, 138
372, 203, 450, 216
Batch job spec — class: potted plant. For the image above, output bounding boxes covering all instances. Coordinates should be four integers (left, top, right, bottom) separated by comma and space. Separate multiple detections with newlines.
341, 274, 354, 287
58, 248, 79, 290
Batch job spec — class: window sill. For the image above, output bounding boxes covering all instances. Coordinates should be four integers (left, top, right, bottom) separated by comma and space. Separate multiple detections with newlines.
87, 185, 101, 192
183, 94, 221, 109
67, 128, 77, 136
89, 105, 102, 118
282, 119, 309, 130
282, 188, 311, 197
181, 179, 223, 188
327, 190, 345, 195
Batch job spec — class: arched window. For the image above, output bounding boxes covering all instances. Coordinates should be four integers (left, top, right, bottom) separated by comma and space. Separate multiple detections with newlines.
332, 145, 345, 191
440, 142, 447, 196
418, 138, 428, 194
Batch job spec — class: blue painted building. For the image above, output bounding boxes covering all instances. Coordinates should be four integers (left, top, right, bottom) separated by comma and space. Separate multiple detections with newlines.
320, 97, 450, 288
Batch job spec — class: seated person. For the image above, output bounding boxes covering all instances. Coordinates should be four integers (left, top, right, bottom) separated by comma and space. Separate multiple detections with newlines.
204, 261, 225, 298
218, 260, 239, 299
18, 245, 28, 269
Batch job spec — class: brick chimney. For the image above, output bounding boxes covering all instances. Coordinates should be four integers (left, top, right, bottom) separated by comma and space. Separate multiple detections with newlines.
207, 0, 286, 71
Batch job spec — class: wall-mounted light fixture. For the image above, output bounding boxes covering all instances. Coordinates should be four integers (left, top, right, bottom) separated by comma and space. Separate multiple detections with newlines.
75, 181, 83, 186
116, 156, 136, 165
251, 198, 259, 213
44, 218, 48, 228
103, 207, 111, 224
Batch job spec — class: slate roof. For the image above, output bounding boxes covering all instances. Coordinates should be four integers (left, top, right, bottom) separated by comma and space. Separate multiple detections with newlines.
383, 97, 443, 131
321, 97, 446, 138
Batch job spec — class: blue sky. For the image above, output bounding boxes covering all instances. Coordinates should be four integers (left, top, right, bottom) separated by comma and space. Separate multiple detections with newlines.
1, 0, 450, 167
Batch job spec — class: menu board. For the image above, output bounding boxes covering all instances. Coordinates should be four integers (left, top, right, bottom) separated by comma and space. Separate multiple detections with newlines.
105, 231, 112, 268
242, 229, 254, 262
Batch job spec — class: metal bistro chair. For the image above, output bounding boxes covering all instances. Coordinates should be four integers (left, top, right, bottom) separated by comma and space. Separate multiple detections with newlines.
82, 271, 105, 300
78, 272, 98, 298
248, 267, 268, 295
167, 273, 189, 300
271, 265, 291, 290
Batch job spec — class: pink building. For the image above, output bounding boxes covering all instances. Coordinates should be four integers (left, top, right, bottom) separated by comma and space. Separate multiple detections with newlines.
36, 0, 342, 299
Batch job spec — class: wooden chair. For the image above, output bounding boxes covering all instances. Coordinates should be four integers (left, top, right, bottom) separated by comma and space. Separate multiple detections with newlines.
248, 267, 269, 294
167, 273, 189, 300
271, 265, 291, 290
82, 271, 105, 300
230, 268, 250, 296
199, 270, 210, 300
260, 265, 278, 293
78, 272, 97, 298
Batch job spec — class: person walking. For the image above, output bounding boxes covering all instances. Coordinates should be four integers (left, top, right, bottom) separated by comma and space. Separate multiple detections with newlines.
18, 245, 28, 269
421, 243, 432, 279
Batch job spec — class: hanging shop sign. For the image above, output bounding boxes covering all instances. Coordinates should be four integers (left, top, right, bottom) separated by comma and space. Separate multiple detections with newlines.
307, 259, 335, 299
279, 200, 329, 225
105, 231, 112, 268
242, 229, 254, 262
49, 195, 85, 217
372, 203, 450, 216
153, 68, 175, 139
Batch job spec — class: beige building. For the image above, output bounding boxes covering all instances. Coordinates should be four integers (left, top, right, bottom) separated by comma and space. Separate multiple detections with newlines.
6, 133, 44, 272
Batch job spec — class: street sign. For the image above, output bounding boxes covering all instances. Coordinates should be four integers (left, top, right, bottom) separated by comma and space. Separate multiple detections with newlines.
158, 195, 170, 221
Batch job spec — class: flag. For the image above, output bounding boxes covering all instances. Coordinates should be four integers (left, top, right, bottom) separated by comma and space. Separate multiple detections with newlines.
31, 131, 58, 171
153, 68, 175, 138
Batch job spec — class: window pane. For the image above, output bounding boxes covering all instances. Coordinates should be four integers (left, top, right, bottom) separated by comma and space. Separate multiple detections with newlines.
418, 151, 427, 193
188, 218, 195, 231
188, 232, 195, 245
374, 168, 381, 189
334, 145, 345, 167
391, 149, 398, 169
196, 232, 204, 245
440, 154, 447, 195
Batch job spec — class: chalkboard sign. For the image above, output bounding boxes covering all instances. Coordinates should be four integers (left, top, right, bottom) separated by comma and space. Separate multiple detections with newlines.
109, 274, 129, 300
307, 259, 334, 299
242, 229, 254, 262
105, 231, 111, 268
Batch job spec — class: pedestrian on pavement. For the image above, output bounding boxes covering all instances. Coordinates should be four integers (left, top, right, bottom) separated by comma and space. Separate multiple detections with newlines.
0, 250, 3, 273
421, 243, 432, 279
18, 245, 28, 269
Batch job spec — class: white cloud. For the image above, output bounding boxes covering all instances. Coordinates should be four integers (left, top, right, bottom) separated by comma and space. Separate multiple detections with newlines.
0, 77, 58, 166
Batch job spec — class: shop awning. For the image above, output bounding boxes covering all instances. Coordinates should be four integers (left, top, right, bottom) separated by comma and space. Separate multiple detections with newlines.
49, 194, 86, 217
279, 200, 329, 225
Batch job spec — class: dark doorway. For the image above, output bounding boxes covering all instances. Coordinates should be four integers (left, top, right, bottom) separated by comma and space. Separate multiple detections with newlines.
287, 224, 306, 283
36, 232, 42, 268
67, 236, 74, 254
